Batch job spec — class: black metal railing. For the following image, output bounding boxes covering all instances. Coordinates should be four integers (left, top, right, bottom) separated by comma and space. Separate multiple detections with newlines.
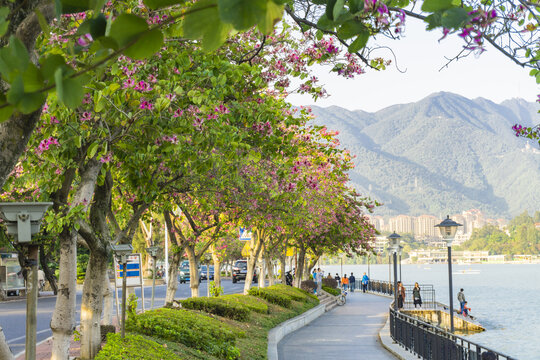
390, 306, 516, 360
358, 280, 437, 310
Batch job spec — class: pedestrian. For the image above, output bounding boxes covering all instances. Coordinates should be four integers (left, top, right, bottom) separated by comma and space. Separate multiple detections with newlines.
349, 272, 356, 293
458, 288, 466, 314
341, 274, 349, 291
397, 281, 405, 309
334, 273, 341, 283
481, 351, 497, 360
413, 282, 422, 308
312, 268, 317, 281
361, 272, 369, 293
327, 272, 333, 279
462, 301, 471, 317
316, 268, 323, 295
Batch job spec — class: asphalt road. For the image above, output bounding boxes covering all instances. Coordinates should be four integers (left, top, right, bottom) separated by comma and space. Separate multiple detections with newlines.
0, 279, 248, 356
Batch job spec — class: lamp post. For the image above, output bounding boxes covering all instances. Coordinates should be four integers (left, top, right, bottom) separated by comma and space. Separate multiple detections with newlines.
388, 232, 401, 310
398, 245, 403, 282
145, 246, 159, 309
435, 215, 462, 333
0, 202, 52, 360
204, 253, 212, 297
111, 244, 133, 338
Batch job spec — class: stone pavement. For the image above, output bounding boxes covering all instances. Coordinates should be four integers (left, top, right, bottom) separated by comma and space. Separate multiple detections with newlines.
277, 291, 397, 360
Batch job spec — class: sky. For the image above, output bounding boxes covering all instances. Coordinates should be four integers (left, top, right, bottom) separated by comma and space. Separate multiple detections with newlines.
287, 18, 540, 113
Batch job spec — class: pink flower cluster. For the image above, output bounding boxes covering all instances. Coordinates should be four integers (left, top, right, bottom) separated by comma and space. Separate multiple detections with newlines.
252, 121, 273, 136
36, 137, 59, 155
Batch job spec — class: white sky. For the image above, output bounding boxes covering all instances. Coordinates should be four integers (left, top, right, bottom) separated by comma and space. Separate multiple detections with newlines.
287, 18, 539, 112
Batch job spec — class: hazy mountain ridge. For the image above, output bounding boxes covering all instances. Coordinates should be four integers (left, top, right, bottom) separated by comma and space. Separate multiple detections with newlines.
309, 92, 540, 218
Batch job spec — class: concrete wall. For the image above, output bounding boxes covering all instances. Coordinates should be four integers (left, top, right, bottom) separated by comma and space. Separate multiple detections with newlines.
404, 309, 484, 334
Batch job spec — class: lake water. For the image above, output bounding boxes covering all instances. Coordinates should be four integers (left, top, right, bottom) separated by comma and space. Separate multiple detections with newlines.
321, 263, 540, 360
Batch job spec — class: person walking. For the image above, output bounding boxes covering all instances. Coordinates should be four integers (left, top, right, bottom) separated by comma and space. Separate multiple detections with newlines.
413, 282, 422, 308
334, 273, 341, 283
397, 281, 405, 309
341, 274, 349, 291
458, 288, 466, 314
361, 272, 369, 293
316, 268, 323, 295
349, 272, 356, 293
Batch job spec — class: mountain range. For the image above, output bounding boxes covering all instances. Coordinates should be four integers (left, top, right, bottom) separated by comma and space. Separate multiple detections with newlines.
309, 92, 540, 219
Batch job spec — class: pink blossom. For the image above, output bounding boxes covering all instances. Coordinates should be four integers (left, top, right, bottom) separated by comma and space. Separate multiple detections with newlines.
140, 100, 153, 110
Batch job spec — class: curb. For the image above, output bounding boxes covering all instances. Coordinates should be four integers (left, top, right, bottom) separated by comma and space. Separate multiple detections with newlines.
267, 303, 326, 360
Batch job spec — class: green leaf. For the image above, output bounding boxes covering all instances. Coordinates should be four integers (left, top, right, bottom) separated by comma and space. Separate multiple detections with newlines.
348, 30, 370, 53
441, 7, 470, 28
124, 28, 164, 59
337, 19, 366, 40
184, 0, 232, 52
256, 0, 284, 34
54, 68, 84, 108
6, 75, 46, 114
317, 13, 335, 31
0, 7, 10, 37
110, 14, 148, 47
0, 36, 30, 80
60, 0, 90, 14
40, 54, 67, 83
144, 0, 185, 9
34, 8, 50, 33
218, 0, 265, 30
421, 0, 458, 12
0, 94, 14, 122
326, 0, 337, 20
333, 0, 346, 21
248, 150, 262, 163
87, 142, 99, 159
75, 135, 82, 148
424, 13, 442, 30
22, 63, 44, 92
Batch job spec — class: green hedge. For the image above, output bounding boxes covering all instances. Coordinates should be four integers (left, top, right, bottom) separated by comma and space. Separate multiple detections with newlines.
221, 294, 269, 314
322, 285, 340, 296
95, 333, 181, 360
126, 308, 242, 359
180, 296, 251, 321
248, 287, 292, 308
272, 284, 319, 302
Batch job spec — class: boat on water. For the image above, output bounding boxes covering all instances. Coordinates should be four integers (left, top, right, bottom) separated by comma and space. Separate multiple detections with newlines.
453, 269, 481, 275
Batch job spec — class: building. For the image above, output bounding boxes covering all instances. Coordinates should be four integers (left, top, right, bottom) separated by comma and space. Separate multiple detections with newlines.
388, 215, 415, 234
415, 215, 439, 237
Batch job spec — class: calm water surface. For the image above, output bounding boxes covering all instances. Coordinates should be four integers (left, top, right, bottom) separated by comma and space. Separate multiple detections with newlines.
322, 263, 540, 360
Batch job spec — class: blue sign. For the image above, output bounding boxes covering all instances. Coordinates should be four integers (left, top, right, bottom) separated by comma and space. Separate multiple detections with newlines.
239, 227, 252, 241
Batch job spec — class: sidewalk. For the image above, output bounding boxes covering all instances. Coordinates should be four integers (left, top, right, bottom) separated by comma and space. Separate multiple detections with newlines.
277, 291, 396, 360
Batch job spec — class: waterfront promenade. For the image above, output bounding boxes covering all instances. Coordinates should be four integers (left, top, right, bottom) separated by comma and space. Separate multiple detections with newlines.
277, 292, 396, 360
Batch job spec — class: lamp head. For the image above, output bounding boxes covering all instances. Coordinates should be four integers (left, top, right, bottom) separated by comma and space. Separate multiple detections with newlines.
0, 202, 53, 243
387, 232, 401, 252
435, 215, 462, 245
145, 246, 159, 257
111, 244, 133, 263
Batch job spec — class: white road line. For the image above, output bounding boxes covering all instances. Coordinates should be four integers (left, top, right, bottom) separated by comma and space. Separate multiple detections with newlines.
7, 328, 51, 344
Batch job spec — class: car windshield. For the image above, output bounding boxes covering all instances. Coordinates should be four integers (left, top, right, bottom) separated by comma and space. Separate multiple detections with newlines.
201, 265, 207, 271
180, 266, 189, 271
236, 262, 247, 269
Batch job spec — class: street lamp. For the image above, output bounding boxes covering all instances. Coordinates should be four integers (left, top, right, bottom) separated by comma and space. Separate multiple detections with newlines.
435, 215, 462, 333
145, 246, 159, 309
111, 244, 133, 338
387, 232, 401, 310
398, 245, 403, 282
0, 202, 52, 360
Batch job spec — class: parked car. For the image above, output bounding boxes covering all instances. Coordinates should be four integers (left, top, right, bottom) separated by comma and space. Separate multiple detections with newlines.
178, 260, 193, 284
200, 265, 215, 281
232, 260, 258, 283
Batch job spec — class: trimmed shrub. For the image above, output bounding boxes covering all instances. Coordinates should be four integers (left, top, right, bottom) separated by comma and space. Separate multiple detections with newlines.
322, 277, 338, 289
248, 287, 292, 308
95, 333, 181, 360
271, 284, 319, 302
180, 296, 250, 321
300, 280, 316, 293
126, 308, 242, 359
221, 294, 269, 314
322, 285, 340, 296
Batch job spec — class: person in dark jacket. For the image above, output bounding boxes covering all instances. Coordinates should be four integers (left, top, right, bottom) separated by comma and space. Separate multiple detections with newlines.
397, 281, 406, 309
413, 282, 422, 308
334, 273, 341, 283
349, 273, 356, 292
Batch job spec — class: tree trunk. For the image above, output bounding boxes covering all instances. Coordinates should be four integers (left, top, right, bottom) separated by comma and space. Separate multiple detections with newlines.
258, 258, 266, 288
165, 251, 182, 306
0, 326, 13, 360
80, 249, 109, 360
266, 257, 275, 286
306, 255, 320, 278
243, 230, 264, 295
39, 244, 58, 294
280, 252, 286, 284
211, 245, 221, 289
185, 246, 200, 297
50, 229, 78, 360
295, 246, 306, 288
102, 271, 113, 325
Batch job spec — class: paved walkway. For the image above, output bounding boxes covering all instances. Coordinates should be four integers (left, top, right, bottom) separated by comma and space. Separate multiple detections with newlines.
277, 291, 396, 360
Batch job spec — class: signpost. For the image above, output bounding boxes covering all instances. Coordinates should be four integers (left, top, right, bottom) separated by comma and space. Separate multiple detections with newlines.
239, 227, 252, 241
113, 252, 145, 337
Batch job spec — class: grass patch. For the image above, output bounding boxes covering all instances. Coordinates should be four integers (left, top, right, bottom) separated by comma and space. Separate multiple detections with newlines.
180, 296, 251, 321
322, 285, 340, 296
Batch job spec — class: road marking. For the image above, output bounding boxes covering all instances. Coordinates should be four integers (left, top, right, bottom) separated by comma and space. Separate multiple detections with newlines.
7, 328, 50, 344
